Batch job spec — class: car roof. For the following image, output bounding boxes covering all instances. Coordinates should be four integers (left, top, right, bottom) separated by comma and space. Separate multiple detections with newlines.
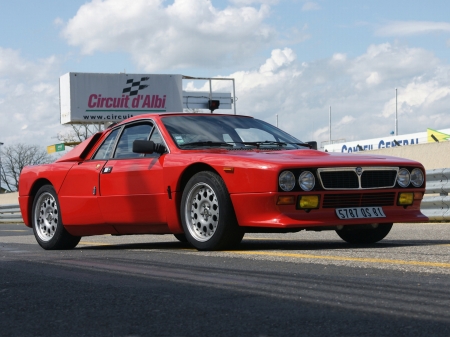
113, 112, 254, 126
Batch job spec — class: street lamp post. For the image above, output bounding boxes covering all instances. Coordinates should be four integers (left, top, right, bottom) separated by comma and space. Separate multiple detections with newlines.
395, 88, 398, 136
329, 106, 331, 144
0, 142, 3, 192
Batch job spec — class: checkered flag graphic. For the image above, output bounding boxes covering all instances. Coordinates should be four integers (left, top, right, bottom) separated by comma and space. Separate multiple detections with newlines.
122, 77, 149, 96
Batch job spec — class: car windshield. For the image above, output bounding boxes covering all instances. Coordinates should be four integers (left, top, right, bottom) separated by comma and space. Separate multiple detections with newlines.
161, 115, 308, 150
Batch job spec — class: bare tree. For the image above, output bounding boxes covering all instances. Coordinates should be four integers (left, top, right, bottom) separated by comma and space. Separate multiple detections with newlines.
57, 124, 99, 144
0, 144, 54, 192
183, 108, 203, 113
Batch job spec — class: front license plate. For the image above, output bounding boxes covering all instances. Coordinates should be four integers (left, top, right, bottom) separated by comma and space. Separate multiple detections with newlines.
335, 207, 386, 220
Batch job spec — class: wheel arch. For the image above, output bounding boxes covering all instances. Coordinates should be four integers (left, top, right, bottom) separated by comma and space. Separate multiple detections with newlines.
26, 178, 53, 226
178, 163, 219, 193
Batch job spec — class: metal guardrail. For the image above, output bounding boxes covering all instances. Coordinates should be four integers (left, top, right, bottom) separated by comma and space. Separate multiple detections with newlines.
0, 204, 23, 223
0, 169, 449, 223
421, 168, 450, 221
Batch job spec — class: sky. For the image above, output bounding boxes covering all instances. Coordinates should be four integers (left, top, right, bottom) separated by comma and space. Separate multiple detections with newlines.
1, 0, 450, 152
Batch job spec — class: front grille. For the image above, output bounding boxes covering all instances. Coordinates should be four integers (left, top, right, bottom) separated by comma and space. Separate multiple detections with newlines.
318, 167, 398, 189
361, 170, 397, 188
322, 192, 396, 208
320, 171, 359, 189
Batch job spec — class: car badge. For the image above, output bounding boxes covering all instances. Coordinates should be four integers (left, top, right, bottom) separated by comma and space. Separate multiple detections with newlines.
355, 167, 363, 176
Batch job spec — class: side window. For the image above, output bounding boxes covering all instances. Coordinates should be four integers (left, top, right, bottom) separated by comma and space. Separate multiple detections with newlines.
145, 127, 165, 157
114, 123, 152, 159
150, 127, 163, 144
92, 128, 120, 160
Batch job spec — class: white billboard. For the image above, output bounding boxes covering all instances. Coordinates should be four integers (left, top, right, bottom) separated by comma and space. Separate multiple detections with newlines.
324, 128, 450, 153
60, 73, 184, 124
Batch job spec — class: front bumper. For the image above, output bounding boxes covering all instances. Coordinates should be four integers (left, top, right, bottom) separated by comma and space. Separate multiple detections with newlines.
230, 190, 427, 229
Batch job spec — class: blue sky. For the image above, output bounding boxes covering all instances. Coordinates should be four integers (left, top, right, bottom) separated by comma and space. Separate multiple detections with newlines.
1, 0, 450, 150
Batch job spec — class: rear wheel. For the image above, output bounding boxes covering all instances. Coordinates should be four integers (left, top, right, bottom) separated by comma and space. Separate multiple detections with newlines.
32, 185, 81, 250
181, 171, 244, 250
336, 223, 393, 244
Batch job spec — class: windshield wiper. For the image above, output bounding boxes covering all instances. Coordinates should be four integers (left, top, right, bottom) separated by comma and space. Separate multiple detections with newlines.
179, 141, 234, 148
288, 142, 312, 148
233, 141, 287, 148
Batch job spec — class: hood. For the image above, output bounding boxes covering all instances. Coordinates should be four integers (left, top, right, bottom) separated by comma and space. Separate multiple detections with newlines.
195, 149, 423, 168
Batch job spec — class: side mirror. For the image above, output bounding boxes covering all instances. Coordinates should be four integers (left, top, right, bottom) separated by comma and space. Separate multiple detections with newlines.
306, 141, 317, 150
133, 140, 166, 154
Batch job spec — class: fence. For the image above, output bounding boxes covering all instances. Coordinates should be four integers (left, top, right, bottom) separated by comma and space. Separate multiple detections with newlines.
420, 168, 450, 221
0, 169, 449, 223
0, 204, 23, 223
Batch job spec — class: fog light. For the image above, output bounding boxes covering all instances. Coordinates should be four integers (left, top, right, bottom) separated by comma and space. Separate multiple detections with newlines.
398, 192, 414, 206
277, 196, 295, 205
298, 195, 319, 209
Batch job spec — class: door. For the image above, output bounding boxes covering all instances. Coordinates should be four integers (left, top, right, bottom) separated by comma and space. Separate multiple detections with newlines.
98, 123, 168, 226
58, 128, 120, 226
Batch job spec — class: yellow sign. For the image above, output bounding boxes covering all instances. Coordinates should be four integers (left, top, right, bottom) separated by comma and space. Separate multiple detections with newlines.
427, 128, 450, 143
47, 145, 56, 154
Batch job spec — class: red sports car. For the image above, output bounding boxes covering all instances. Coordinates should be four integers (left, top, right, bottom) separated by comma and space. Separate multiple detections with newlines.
18, 113, 427, 250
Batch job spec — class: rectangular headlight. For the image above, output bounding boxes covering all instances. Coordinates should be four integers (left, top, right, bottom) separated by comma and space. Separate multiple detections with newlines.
298, 195, 320, 209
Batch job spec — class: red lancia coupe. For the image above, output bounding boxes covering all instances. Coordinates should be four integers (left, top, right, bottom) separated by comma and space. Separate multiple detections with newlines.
19, 113, 427, 250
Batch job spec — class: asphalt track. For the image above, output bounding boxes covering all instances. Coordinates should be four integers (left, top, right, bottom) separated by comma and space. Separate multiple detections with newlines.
1, 222, 450, 336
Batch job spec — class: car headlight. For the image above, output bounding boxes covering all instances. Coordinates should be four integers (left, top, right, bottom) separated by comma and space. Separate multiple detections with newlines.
410, 168, 424, 187
397, 168, 411, 187
279, 171, 295, 191
298, 171, 315, 191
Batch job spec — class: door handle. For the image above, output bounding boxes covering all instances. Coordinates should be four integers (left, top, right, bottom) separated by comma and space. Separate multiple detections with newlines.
102, 167, 113, 174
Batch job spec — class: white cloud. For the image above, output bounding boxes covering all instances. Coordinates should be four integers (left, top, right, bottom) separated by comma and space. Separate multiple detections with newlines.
201, 43, 450, 146
259, 48, 296, 74
366, 72, 381, 85
349, 43, 438, 89
0, 48, 64, 148
302, 2, 321, 11
53, 17, 64, 26
230, 0, 279, 4
3, 39, 450, 152
376, 21, 450, 36
62, 0, 276, 71
331, 53, 347, 62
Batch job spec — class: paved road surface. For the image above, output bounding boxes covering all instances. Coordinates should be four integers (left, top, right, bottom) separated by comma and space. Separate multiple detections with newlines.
1, 222, 450, 336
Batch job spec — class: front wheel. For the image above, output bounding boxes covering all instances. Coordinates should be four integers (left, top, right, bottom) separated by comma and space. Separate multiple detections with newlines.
181, 171, 244, 251
31, 185, 81, 250
336, 223, 393, 244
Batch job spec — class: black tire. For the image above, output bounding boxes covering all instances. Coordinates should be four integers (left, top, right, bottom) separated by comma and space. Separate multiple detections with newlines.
336, 223, 393, 244
180, 171, 244, 251
173, 233, 188, 243
31, 185, 81, 250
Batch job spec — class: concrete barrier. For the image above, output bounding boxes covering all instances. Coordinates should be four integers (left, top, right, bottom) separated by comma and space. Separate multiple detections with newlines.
355, 141, 450, 171
0, 193, 22, 223
0, 192, 18, 205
